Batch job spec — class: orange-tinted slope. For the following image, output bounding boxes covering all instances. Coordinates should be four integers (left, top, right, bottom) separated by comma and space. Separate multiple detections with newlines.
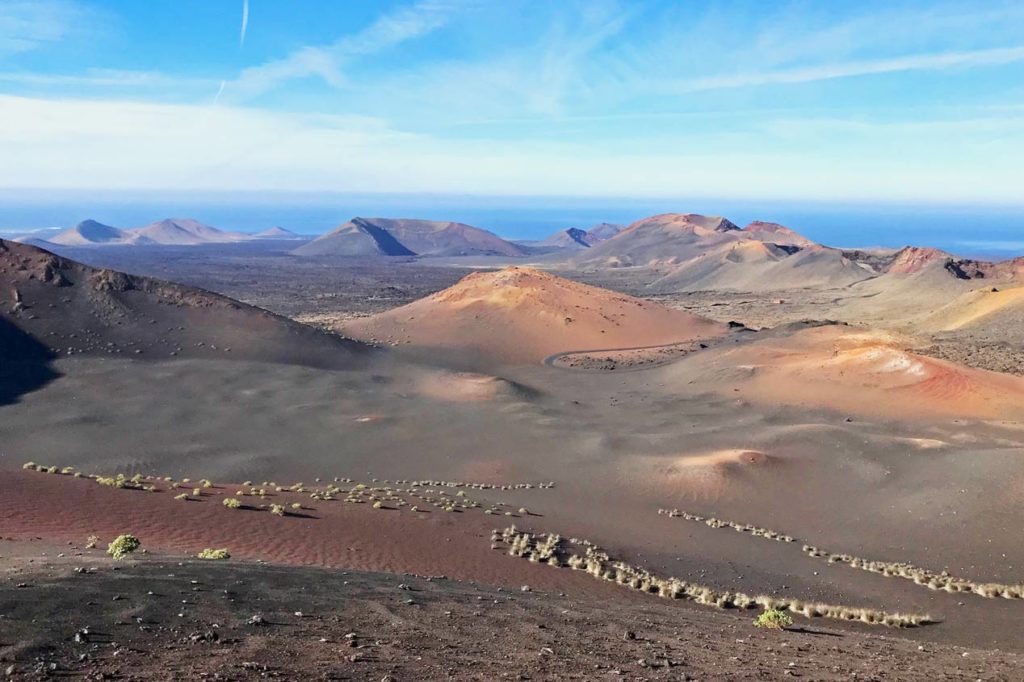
342, 267, 728, 364
665, 324, 1024, 421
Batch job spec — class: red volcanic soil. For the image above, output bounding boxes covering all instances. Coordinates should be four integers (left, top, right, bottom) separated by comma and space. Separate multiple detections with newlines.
0, 469, 601, 596
341, 267, 727, 364
885, 247, 953, 275
670, 324, 1024, 421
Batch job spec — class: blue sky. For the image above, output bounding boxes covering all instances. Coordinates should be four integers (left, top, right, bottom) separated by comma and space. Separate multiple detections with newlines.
1, 0, 1024, 204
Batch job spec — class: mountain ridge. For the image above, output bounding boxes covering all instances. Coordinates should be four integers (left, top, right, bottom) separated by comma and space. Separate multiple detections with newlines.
293, 217, 525, 258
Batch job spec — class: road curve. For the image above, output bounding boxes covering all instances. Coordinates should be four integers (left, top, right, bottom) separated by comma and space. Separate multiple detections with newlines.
541, 340, 707, 371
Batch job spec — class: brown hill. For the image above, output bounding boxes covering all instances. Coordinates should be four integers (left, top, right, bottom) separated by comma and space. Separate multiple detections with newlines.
48, 220, 136, 246
254, 226, 303, 239
570, 213, 885, 292
384, 218, 526, 257
291, 218, 415, 256
538, 223, 624, 250
538, 227, 592, 249
585, 222, 624, 242
40, 218, 262, 248
917, 285, 1024, 339
574, 213, 741, 267
883, 246, 955, 275
831, 250, 1024, 333
294, 217, 525, 258
128, 218, 248, 245
649, 242, 873, 292
741, 221, 816, 247
0, 239, 369, 399
340, 266, 727, 364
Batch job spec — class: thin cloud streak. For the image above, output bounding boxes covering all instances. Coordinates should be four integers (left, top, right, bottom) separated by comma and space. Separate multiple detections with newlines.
671, 45, 1024, 93
240, 0, 249, 47
956, 240, 1024, 252
0, 68, 214, 89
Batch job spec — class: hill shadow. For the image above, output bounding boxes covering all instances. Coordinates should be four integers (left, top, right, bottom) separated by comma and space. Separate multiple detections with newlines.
0, 317, 60, 406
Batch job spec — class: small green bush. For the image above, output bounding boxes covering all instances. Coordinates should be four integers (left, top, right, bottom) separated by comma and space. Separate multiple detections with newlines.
753, 608, 793, 630
95, 473, 146, 490
174, 493, 189, 501
22, 461, 36, 470
269, 504, 286, 516
223, 497, 242, 509
107, 534, 141, 560
197, 548, 230, 560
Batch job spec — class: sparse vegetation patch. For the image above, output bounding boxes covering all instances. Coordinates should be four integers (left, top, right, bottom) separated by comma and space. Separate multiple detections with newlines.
495, 526, 931, 628
754, 608, 793, 629
659, 507, 1024, 601
107, 534, 141, 560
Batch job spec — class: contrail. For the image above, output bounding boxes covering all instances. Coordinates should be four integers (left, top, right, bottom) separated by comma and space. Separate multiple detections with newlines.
240, 0, 249, 47
216, 1, 246, 102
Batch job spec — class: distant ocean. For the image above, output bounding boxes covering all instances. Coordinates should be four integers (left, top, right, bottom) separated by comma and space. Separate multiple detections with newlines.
1, 190, 1022, 260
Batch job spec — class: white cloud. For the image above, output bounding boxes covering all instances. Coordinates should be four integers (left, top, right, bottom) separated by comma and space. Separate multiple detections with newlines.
2, 94, 1023, 205
227, 0, 467, 99
0, 0, 99, 55
0, 94, 411, 189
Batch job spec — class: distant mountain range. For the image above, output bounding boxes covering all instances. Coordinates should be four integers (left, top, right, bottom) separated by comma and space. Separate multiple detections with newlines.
22, 219, 303, 247
566, 212, 1024, 293
14, 211, 1024, 297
